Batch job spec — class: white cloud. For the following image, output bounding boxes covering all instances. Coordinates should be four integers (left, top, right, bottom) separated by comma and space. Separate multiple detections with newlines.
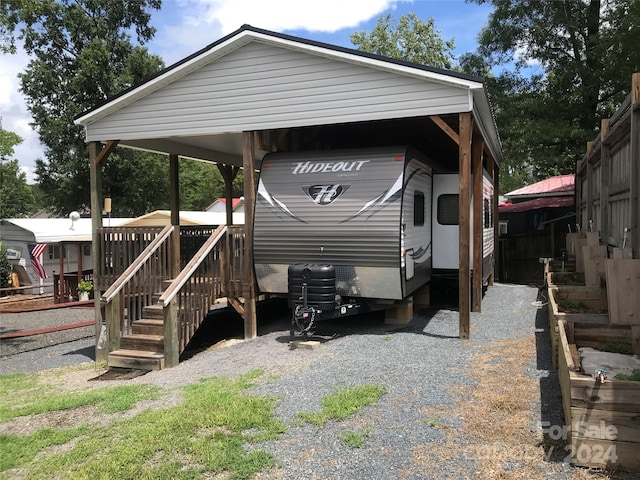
194, 0, 409, 34
153, 0, 410, 66
0, 45, 45, 184
2, 0, 413, 184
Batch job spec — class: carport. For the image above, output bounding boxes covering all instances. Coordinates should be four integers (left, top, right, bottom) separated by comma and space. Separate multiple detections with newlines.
75, 25, 503, 366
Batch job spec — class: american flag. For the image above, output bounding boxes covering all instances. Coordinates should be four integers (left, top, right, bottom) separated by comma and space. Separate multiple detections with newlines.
27, 243, 48, 279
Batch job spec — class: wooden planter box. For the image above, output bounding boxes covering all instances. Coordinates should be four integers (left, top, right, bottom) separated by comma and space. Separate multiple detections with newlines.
547, 286, 608, 368
557, 320, 640, 472
546, 271, 585, 288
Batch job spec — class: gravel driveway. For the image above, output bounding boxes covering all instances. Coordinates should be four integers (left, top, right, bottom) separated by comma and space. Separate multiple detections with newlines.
2, 283, 595, 479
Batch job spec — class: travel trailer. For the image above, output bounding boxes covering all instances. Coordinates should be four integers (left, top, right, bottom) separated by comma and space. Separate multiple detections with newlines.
432, 171, 495, 283
253, 146, 495, 333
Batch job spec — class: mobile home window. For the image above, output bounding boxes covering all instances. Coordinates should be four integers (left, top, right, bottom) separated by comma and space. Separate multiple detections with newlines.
484, 199, 491, 228
414, 192, 425, 226
437, 194, 459, 225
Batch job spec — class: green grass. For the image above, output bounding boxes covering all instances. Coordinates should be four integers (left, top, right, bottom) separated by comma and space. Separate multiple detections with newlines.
339, 431, 368, 448
0, 371, 162, 421
615, 369, 640, 382
427, 418, 448, 429
0, 369, 285, 479
557, 300, 589, 313
297, 384, 386, 427
600, 342, 633, 355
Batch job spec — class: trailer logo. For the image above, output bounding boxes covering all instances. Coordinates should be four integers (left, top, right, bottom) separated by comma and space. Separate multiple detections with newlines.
291, 160, 369, 175
303, 184, 349, 205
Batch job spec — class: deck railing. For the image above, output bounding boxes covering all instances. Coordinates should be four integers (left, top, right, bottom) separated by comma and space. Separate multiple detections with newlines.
159, 225, 227, 366
53, 270, 93, 303
99, 226, 165, 291
226, 225, 245, 298
100, 225, 174, 346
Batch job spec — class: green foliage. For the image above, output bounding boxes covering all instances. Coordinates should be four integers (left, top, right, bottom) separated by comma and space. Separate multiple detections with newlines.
470, 0, 640, 192
0, 244, 12, 289
600, 342, 633, 356
1, 0, 169, 215
351, 12, 456, 69
0, 124, 36, 217
298, 384, 386, 427
615, 369, 640, 382
339, 431, 368, 448
0, 373, 161, 421
0, 370, 284, 479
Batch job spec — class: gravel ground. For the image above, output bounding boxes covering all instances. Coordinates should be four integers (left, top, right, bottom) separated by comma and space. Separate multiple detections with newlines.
0, 305, 95, 364
0, 283, 591, 479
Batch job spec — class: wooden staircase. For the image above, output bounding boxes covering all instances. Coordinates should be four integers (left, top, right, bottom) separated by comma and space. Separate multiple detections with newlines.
108, 303, 166, 370
101, 224, 237, 371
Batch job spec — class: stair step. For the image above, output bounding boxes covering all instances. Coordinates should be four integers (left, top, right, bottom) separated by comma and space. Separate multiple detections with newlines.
119, 334, 164, 353
108, 349, 164, 370
142, 304, 164, 319
131, 319, 164, 335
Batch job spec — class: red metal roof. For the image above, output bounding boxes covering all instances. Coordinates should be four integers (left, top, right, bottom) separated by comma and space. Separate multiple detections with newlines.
218, 198, 242, 208
499, 196, 574, 213
505, 174, 574, 197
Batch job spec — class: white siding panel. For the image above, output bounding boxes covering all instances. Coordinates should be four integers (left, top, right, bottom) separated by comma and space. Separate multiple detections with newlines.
86, 42, 470, 141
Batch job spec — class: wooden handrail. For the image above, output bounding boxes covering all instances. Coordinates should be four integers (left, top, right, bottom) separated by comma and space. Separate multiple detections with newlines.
101, 225, 173, 303
159, 225, 227, 307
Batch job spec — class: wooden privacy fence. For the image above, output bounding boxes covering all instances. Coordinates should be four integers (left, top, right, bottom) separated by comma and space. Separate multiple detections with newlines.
576, 73, 640, 257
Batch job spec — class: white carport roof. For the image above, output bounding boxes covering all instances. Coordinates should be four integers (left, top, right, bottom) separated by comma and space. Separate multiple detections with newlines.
1, 218, 132, 243
119, 210, 244, 226
75, 25, 503, 168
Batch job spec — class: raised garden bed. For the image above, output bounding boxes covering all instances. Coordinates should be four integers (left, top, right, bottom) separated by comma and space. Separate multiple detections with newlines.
546, 271, 585, 287
557, 320, 640, 472
547, 286, 608, 368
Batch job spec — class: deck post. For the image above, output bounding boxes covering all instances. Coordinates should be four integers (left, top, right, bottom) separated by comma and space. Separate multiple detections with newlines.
459, 113, 473, 339
242, 131, 257, 339
169, 154, 180, 278
217, 164, 240, 227
472, 131, 484, 312
487, 153, 496, 286
89, 141, 105, 360
494, 166, 500, 281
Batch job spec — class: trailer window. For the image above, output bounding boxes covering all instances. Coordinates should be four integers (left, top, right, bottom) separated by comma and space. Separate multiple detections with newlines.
438, 194, 459, 225
414, 192, 425, 226
484, 198, 491, 228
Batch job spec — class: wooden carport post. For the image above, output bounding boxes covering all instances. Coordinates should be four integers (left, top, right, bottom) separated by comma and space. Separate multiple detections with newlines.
472, 129, 484, 312
459, 113, 473, 339
217, 164, 240, 227
169, 154, 181, 277
631, 73, 640, 257
242, 132, 257, 339
89, 140, 118, 361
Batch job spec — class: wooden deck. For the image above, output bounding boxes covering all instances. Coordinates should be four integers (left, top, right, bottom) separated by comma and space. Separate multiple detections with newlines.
97, 224, 246, 370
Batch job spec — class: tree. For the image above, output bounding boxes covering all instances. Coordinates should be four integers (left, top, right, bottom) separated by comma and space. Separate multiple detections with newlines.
0, 244, 11, 290
0, 124, 35, 217
350, 12, 456, 69
1, 0, 167, 215
470, 0, 640, 189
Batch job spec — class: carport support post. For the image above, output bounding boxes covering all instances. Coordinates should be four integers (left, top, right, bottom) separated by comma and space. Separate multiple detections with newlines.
459, 113, 472, 339
472, 132, 483, 313
631, 72, 640, 257
89, 142, 105, 360
242, 131, 257, 339
169, 154, 180, 278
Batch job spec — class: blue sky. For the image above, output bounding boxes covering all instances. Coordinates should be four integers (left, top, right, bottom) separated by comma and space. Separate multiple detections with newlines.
0, 0, 494, 183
